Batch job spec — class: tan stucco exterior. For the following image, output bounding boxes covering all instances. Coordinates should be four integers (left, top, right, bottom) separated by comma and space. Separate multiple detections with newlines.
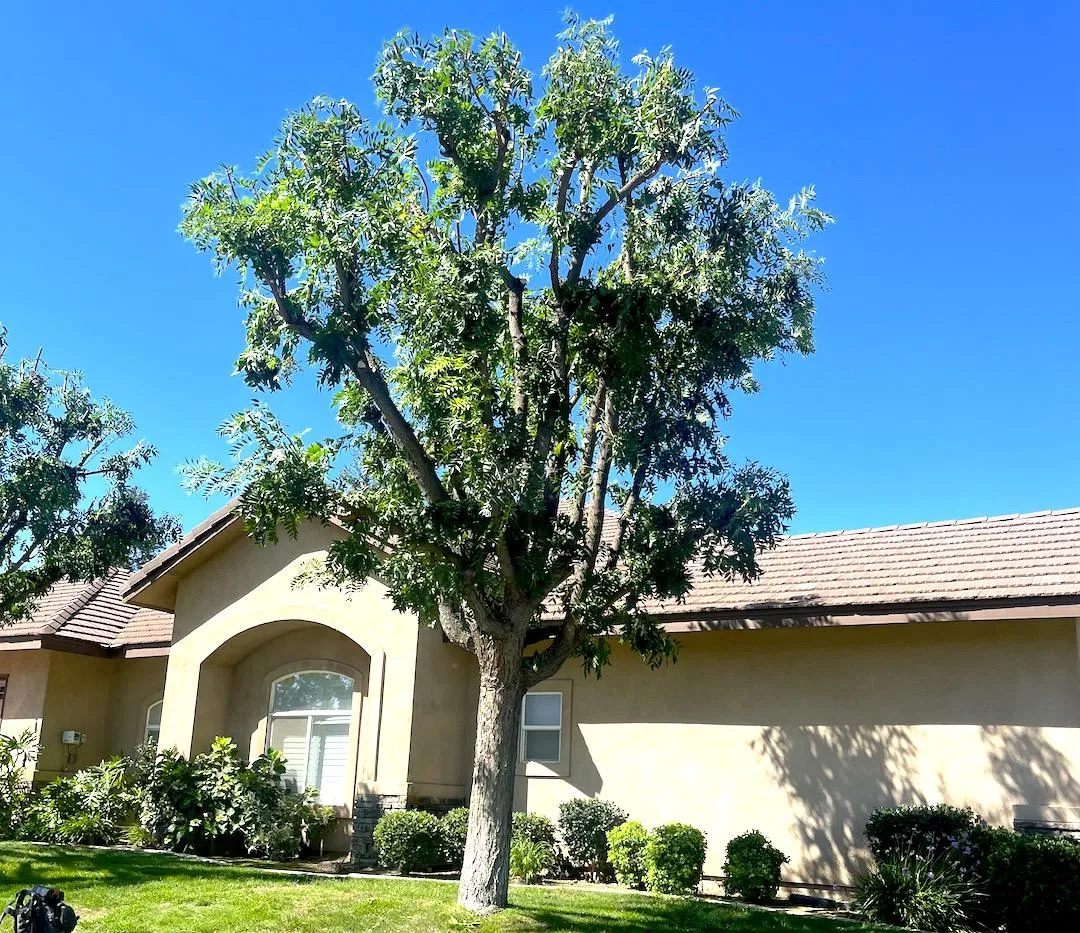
514, 618, 1080, 882
7, 516, 1080, 882
0, 648, 166, 783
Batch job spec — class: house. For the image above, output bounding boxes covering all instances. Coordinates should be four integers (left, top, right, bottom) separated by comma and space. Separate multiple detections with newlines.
3, 502, 1080, 884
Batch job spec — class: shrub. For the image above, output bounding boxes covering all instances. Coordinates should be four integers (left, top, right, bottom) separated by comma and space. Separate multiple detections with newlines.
509, 838, 555, 884
855, 848, 980, 933
994, 833, 1080, 933
558, 798, 627, 879
440, 807, 470, 868
0, 730, 37, 840
865, 804, 985, 863
373, 810, 441, 874
136, 737, 329, 859
512, 811, 557, 848
29, 757, 133, 845
124, 822, 156, 848
645, 822, 707, 896
722, 830, 789, 903
607, 821, 649, 889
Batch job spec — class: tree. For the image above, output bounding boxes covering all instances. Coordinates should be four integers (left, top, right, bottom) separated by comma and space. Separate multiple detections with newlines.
181, 15, 830, 912
0, 327, 179, 623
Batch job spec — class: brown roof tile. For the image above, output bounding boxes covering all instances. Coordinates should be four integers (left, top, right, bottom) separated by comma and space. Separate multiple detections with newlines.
1, 571, 173, 649
646, 507, 1080, 618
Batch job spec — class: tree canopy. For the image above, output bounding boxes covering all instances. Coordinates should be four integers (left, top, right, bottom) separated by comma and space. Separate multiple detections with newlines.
0, 327, 179, 623
182, 14, 829, 910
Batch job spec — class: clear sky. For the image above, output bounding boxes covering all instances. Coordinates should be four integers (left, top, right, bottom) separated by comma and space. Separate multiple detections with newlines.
1, 0, 1077, 535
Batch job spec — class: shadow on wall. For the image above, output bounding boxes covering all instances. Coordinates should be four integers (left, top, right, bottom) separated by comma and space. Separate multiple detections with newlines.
979, 725, 1080, 819
757, 724, 1080, 882
755, 725, 925, 882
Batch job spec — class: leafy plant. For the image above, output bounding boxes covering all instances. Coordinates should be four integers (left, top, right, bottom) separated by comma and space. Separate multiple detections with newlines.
0, 328, 178, 623
29, 757, 133, 844
181, 11, 829, 912
373, 810, 442, 874
607, 821, 649, 889
440, 808, 471, 868
854, 848, 980, 933
512, 812, 557, 849
645, 823, 707, 896
722, 830, 788, 903
135, 737, 329, 859
991, 833, 1080, 933
509, 838, 554, 885
865, 804, 985, 864
0, 730, 37, 840
558, 798, 627, 879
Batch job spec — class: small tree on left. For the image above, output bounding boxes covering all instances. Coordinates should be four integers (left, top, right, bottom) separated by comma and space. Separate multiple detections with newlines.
0, 325, 179, 623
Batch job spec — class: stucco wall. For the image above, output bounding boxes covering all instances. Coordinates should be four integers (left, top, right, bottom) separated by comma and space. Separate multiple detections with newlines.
37, 652, 114, 780
159, 522, 424, 804
406, 625, 478, 799
106, 655, 168, 758
515, 618, 1080, 884
0, 650, 51, 754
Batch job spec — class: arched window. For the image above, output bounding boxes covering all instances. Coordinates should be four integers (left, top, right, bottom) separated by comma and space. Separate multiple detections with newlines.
267, 671, 354, 805
145, 700, 163, 747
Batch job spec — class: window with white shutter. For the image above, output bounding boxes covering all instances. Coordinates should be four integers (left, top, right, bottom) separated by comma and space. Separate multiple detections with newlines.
267, 672, 354, 805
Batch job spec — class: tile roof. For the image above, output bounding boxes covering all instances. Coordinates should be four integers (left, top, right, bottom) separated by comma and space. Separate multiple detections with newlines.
0, 571, 173, 649
646, 507, 1080, 618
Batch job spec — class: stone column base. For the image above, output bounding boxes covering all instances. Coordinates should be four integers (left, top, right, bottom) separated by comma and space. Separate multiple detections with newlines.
352, 793, 466, 864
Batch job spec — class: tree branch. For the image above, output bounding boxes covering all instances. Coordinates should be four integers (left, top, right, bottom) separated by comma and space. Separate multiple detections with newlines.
501, 270, 529, 419
265, 277, 450, 506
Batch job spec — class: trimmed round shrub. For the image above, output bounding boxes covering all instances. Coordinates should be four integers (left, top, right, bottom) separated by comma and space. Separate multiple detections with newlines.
997, 833, 1080, 933
512, 811, 557, 848
558, 798, 627, 879
645, 822, 707, 895
607, 821, 649, 889
373, 810, 441, 874
865, 804, 985, 863
509, 838, 555, 884
439, 807, 470, 868
722, 830, 789, 903
855, 849, 980, 933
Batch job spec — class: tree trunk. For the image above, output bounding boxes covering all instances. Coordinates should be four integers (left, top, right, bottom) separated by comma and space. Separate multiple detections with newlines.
457, 637, 525, 913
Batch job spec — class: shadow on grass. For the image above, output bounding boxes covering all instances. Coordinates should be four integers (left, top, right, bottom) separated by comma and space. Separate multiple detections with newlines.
507, 890, 883, 933
0, 844, 280, 892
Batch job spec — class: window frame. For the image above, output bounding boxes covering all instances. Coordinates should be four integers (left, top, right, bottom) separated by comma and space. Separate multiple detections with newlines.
265, 670, 356, 805
144, 699, 163, 746
520, 691, 563, 764
0, 674, 8, 725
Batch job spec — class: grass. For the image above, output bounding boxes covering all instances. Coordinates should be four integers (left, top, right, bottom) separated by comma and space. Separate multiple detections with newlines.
0, 843, 893, 932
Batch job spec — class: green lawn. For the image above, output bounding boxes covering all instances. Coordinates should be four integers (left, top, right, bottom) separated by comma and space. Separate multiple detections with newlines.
0, 844, 891, 932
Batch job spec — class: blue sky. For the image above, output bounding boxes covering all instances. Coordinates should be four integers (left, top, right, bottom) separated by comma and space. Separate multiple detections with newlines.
1, 0, 1077, 535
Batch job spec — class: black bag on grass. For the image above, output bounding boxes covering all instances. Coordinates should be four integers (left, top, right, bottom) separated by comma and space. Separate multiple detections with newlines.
1, 887, 77, 933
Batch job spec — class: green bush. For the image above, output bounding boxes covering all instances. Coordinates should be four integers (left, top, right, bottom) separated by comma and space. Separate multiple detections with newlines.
509, 838, 555, 884
722, 830, 788, 903
994, 833, 1080, 933
855, 849, 980, 933
373, 810, 441, 874
865, 804, 985, 863
136, 737, 330, 859
557, 798, 627, 879
0, 730, 38, 840
29, 757, 132, 845
607, 821, 649, 889
645, 822, 707, 896
512, 811, 557, 848
439, 807, 470, 868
